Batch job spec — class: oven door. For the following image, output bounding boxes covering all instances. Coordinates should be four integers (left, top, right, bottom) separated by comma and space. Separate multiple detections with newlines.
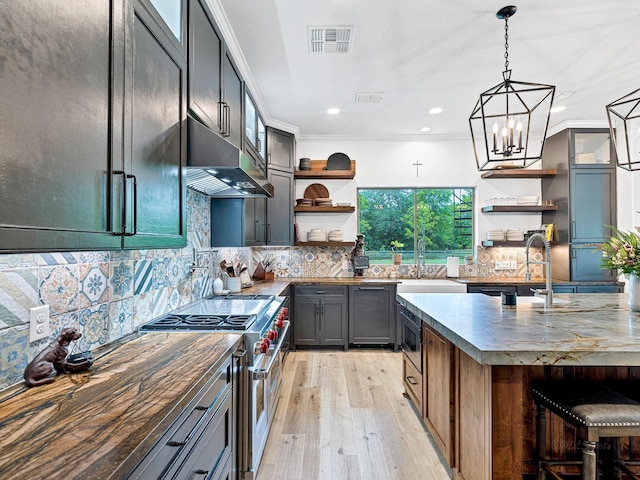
246, 321, 290, 478
400, 307, 422, 373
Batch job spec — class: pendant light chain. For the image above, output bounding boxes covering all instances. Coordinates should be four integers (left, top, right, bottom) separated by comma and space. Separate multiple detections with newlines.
503, 17, 510, 73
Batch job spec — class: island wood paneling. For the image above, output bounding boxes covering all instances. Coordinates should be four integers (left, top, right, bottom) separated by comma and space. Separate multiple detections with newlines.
0, 332, 243, 480
425, 327, 455, 466
455, 350, 492, 480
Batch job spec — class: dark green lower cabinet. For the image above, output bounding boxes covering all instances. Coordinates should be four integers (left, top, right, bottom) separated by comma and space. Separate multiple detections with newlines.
349, 285, 397, 350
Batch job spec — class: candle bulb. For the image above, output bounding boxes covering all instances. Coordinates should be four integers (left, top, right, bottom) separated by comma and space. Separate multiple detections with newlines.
492, 123, 499, 152
508, 117, 515, 148
502, 127, 508, 153
516, 121, 523, 150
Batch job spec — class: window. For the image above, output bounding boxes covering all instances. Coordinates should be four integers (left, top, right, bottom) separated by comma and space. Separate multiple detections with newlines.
357, 188, 474, 264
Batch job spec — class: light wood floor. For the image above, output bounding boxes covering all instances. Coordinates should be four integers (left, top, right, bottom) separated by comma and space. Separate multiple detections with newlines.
256, 350, 452, 480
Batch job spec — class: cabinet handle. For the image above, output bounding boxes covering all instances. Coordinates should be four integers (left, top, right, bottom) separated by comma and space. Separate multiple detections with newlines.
218, 102, 225, 134
112, 170, 137, 236
233, 348, 247, 359
315, 290, 327, 295
256, 137, 261, 151
267, 223, 271, 243
571, 221, 576, 239
321, 303, 325, 316
267, 153, 272, 165
124, 173, 137, 236
572, 247, 576, 259
224, 103, 231, 137
406, 376, 418, 385
358, 286, 384, 291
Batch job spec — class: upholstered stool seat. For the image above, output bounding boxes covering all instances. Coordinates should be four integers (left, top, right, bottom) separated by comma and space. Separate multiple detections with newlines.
532, 380, 640, 480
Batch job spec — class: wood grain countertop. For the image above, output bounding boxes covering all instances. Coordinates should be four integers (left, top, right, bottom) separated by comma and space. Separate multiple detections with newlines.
0, 332, 243, 480
238, 277, 400, 296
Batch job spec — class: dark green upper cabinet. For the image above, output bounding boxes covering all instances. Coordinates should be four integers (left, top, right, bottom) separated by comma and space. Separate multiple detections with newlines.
188, 0, 222, 132
123, 1, 187, 249
0, 0, 122, 252
0, 0, 187, 252
187, 0, 243, 150
222, 51, 243, 149
244, 90, 267, 174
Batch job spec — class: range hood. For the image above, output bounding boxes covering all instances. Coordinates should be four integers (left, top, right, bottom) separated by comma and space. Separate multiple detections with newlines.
187, 116, 274, 197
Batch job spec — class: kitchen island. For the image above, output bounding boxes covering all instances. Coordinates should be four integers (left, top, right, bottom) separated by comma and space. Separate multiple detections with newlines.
396, 292, 640, 480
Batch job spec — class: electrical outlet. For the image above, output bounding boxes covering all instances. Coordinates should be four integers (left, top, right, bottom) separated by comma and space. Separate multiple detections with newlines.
494, 261, 510, 270
510, 261, 517, 270
29, 305, 50, 342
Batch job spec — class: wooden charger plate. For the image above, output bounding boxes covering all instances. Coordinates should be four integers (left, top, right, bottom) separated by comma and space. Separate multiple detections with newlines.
303, 183, 330, 200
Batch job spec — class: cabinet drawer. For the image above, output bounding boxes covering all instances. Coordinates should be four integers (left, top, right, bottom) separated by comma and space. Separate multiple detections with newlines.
294, 286, 348, 297
403, 354, 423, 414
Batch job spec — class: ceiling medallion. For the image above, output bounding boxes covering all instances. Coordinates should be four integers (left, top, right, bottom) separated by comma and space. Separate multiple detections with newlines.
469, 5, 555, 171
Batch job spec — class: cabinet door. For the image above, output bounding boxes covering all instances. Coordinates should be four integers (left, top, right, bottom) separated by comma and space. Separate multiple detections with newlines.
348, 285, 395, 345
244, 197, 266, 246
124, 5, 186, 248
320, 298, 348, 347
293, 296, 320, 346
424, 327, 454, 466
576, 284, 622, 293
188, 0, 222, 132
0, 0, 122, 251
267, 128, 295, 172
222, 51, 243, 149
266, 170, 293, 245
570, 169, 616, 242
571, 244, 616, 281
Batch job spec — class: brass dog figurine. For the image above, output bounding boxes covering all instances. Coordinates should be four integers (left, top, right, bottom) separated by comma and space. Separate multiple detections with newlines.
23, 327, 83, 387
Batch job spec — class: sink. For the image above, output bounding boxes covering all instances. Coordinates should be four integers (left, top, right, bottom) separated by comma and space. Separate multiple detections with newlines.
516, 296, 570, 306
397, 279, 467, 294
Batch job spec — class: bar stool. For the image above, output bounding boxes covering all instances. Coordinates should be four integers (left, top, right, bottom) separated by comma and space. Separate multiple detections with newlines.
532, 380, 640, 480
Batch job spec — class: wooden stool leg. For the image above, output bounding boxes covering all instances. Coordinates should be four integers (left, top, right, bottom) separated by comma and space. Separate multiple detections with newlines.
582, 440, 597, 480
537, 403, 547, 480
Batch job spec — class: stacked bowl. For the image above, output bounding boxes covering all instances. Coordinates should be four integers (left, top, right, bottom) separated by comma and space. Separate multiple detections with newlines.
486, 230, 505, 241
328, 230, 343, 242
307, 229, 327, 242
314, 197, 333, 207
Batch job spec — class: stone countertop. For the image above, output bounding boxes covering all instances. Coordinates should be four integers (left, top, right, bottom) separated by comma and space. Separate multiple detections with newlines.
397, 292, 640, 367
457, 277, 623, 285
0, 332, 243, 480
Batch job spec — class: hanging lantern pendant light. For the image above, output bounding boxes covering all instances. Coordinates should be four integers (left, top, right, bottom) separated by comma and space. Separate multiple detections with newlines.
469, 5, 555, 171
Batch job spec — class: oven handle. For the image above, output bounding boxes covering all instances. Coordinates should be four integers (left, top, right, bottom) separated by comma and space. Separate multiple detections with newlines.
250, 321, 290, 381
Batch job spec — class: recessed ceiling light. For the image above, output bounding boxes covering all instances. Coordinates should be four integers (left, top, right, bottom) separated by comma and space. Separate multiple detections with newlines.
420, 126, 432, 132
429, 107, 443, 115
327, 108, 340, 114
550, 105, 566, 113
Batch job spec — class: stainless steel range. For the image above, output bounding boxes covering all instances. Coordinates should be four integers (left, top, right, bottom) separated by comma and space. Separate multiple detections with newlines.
140, 293, 290, 480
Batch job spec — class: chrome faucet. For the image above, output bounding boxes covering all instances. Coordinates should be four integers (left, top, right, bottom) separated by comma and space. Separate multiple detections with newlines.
417, 237, 426, 278
524, 233, 553, 307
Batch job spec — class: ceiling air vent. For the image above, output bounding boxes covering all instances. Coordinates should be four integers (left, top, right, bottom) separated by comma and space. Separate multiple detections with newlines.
355, 92, 386, 104
308, 26, 354, 54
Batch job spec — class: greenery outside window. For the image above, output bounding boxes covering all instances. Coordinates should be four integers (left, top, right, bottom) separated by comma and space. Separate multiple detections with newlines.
358, 188, 474, 264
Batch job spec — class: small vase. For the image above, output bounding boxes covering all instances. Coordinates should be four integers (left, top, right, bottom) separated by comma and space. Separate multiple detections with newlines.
393, 253, 402, 265
629, 273, 640, 312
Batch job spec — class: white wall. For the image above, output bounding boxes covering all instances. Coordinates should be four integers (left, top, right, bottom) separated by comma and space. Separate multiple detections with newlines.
296, 138, 549, 246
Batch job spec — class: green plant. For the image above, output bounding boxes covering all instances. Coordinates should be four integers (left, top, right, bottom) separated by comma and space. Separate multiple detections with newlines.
599, 226, 640, 276
390, 240, 405, 252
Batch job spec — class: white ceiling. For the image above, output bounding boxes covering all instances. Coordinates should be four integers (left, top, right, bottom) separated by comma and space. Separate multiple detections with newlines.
215, 0, 640, 141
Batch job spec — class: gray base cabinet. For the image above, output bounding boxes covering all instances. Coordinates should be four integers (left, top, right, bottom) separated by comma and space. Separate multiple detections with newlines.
127, 346, 240, 479
349, 285, 397, 349
293, 286, 348, 349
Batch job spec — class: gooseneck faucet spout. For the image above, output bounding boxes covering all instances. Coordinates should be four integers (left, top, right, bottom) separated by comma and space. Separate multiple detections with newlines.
525, 233, 553, 307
